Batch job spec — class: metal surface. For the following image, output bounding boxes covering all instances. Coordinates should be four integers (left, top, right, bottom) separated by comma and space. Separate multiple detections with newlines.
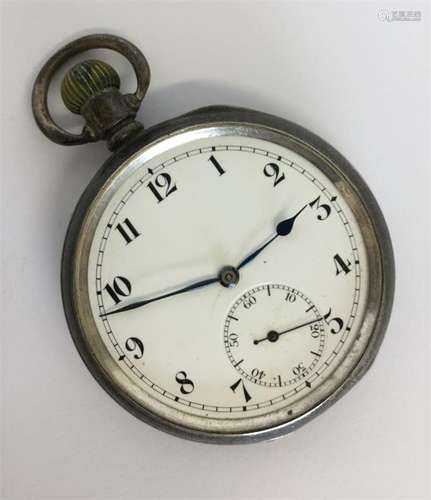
61, 105, 395, 444
32, 34, 150, 149
219, 266, 240, 288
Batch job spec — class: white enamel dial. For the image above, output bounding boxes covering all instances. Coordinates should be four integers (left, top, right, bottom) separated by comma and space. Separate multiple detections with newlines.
85, 130, 369, 434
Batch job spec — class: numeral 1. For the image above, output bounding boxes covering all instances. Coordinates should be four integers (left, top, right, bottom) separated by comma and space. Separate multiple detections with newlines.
115, 218, 140, 244
208, 155, 225, 175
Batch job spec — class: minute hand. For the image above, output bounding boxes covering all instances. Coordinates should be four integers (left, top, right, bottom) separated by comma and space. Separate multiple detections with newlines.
101, 275, 219, 317
237, 204, 307, 270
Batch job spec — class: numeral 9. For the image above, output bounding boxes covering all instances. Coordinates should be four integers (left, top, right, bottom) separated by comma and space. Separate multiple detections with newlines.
125, 337, 144, 359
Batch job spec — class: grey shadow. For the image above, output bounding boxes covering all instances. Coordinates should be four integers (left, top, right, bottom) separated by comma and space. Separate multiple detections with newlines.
141, 79, 286, 128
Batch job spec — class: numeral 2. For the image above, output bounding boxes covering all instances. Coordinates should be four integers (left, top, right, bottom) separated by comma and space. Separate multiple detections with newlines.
263, 162, 285, 187
147, 173, 177, 202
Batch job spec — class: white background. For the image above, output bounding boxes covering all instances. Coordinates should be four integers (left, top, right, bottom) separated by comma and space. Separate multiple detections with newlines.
1, 1, 430, 499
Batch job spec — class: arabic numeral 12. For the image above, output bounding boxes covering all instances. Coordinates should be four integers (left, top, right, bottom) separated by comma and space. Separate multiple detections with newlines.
147, 173, 178, 202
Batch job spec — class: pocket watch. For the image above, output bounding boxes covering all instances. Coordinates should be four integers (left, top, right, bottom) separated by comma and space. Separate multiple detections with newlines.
32, 34, 395, 443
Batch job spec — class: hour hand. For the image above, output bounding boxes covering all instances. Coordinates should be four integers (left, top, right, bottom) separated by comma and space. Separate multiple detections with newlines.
237, 204, 307, 270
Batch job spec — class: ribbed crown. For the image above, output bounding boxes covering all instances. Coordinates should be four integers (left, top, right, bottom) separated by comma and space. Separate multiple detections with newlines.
61, 59, 120, 114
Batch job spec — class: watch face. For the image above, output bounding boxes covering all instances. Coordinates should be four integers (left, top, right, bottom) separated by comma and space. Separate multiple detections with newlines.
67, 121, 390, 441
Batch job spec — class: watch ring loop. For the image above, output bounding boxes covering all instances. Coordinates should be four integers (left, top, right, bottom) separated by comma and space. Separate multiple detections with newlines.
32, 33, 150, 146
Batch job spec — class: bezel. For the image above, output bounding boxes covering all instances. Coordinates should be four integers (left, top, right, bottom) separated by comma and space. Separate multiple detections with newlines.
62, 106, 394, 444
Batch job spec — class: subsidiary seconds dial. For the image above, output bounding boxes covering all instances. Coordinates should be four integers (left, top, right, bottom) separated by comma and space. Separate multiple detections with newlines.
224, 284, 325, 387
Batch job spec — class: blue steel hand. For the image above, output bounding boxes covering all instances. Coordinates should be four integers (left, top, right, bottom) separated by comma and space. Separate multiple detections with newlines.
237, 204, 307, 270
101, 275, 219, 317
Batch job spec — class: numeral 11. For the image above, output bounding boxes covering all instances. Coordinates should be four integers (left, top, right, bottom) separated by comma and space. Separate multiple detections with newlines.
115, 218, 140, 244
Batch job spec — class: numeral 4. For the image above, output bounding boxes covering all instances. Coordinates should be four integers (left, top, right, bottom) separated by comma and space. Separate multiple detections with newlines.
333, 253, 352, 275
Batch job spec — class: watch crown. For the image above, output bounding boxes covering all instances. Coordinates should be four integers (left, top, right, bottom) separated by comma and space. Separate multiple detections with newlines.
61, 59, 120, 114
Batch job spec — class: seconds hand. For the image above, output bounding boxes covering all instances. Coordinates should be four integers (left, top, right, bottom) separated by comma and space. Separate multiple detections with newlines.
254, 317, 322, 345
